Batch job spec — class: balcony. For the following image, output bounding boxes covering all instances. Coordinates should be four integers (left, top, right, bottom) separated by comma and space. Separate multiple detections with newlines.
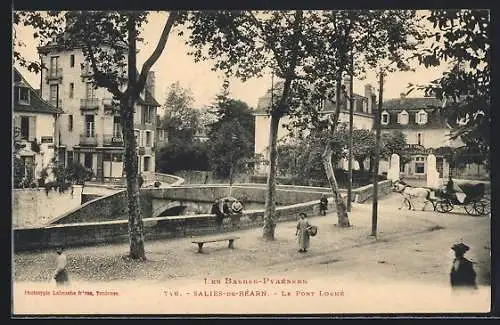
45, 68, 63, 84
80, 133, 98, 146
80, 98, 100, 111
103, 134, 124, 147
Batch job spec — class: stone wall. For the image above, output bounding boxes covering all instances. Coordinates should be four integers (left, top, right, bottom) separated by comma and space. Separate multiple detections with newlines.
51, 190, 153, 224
12, 185, 83, 228
352, 180, 393, 203
13, 198, 325, 252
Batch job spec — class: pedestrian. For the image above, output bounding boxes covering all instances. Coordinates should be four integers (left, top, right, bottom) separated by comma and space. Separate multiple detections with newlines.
211, 199, 224, 231
53, 247, 69, 286
222, 199, 231, 217
138, 173, 144, 188
296, 213, 311, 253
450, 242, 477, 289
319, 194, 328, 216
230, 200, 243, 229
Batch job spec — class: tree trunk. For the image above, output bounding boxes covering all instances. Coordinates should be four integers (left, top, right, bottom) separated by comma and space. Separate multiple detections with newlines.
357, 159, 365, 173
123, 14, 145, 260
322, 146, 350, 227
121, 99, 145, 260
262, 115, 280, 240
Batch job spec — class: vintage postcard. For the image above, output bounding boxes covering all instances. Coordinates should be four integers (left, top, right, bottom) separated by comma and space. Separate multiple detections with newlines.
12, 9, 492, 316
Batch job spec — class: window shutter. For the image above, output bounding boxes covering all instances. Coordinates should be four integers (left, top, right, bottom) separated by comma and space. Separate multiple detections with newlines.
141, 107, 146, 124
29, 116, 37, 141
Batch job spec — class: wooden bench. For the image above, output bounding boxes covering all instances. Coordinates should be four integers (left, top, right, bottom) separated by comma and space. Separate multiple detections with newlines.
192, 236, 240, 253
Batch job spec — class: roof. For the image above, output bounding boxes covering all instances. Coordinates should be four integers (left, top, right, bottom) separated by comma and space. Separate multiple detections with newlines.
381, 97, 444, 111
13, 68, 64, 115
137, 88, 161, 107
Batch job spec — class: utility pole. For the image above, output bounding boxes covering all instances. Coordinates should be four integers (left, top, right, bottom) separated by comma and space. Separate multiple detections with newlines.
347, 51, 354, 212
371, 68, 384, 237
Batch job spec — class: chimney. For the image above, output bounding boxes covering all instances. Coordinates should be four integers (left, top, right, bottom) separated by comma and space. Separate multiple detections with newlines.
146, 71, 156, 98
364, 84, 373, 113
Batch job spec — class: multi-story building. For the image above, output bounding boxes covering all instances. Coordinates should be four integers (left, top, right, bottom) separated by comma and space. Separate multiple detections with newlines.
253, 78, 376, 174
13, 68, 63, 182
37, 43, 161, 182
378, 93, 488, 179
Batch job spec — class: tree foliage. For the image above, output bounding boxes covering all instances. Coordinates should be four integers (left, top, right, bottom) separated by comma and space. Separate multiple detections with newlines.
206, 81, 255, 180
410, 10, 490, 155
161, 81, 199, 143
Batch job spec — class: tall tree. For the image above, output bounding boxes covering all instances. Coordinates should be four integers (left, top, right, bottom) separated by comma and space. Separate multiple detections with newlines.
207, 81, 254, 190
161, 81, 198, 143
177, 11, 316, 240
14, 11, 180, 259
286, 10, 423, 227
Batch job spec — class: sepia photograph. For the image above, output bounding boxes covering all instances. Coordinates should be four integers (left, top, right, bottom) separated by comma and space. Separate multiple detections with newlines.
11, 8, 492, 316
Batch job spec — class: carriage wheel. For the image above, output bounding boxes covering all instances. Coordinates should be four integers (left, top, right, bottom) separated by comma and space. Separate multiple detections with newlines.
464, 201, 485, 216
468, 198, 491, 216
435, 200, 453, 213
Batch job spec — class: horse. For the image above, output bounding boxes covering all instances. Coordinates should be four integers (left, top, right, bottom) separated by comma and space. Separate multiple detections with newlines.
392, 179, 434, 211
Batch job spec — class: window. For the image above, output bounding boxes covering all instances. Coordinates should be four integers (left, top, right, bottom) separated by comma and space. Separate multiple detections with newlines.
142, 106, 153, 124
113, 116, 122, 137
397, 110, 409, 125
67, 151, 73, 166
69, 83, 74, 98
49, 84, 58, 105
134, 129, 140, 146
18, 87, 30, 105
20, 116, 29, 140
85, 82, 95, 99
417, 133, 423, 146
112, 153, 123, 162
381, 111, 389, 125
416, 110, 428, 124
143, 156, 150, 172
146, 131, 152, 147
68, 114, 73, 131
70, 54, 75, 68
85, 115, 95, 137
50, 56, 59, 76
415, 156, 425, 174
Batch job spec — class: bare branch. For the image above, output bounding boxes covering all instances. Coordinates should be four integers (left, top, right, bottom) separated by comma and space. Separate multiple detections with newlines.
136, 11, 179, 95
84, 41, 123, 98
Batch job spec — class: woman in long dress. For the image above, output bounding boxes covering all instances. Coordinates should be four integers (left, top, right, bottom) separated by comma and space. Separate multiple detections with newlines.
296, 213, 311, 253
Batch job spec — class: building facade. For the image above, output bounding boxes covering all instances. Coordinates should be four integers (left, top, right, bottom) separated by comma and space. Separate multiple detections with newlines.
37, 43, 161, 182
13, 68, 63, 183
378, 93, 487, 179
253, 78, 376, 174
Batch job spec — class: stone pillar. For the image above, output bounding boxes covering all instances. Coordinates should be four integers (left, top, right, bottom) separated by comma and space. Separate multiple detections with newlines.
387, 153, 400, 182
426, 154, 440, 188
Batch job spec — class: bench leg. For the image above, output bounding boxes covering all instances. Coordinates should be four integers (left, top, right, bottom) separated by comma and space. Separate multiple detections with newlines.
228, 239, 234, 249
197, 243, 204, 253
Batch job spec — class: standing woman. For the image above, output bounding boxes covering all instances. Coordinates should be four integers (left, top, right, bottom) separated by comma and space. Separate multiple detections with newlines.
296, 213, 311, 253
53, 247, 69, 286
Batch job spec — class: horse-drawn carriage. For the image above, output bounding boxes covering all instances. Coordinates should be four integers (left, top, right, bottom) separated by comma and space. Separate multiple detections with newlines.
392, 179, 490, 216
433, 182, 491, 216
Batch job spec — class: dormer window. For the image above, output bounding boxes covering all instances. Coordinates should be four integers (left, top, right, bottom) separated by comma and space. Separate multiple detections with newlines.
381, 111, 390, 125
397, 110, 409, 125
416, 109, 428, 125
18, 87, 30, 105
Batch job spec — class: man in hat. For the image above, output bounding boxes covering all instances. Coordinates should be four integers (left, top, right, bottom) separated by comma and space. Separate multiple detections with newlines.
450, 242, 477, 289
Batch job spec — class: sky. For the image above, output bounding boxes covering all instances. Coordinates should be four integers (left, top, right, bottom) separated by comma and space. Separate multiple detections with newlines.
13, 11, 450, 113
